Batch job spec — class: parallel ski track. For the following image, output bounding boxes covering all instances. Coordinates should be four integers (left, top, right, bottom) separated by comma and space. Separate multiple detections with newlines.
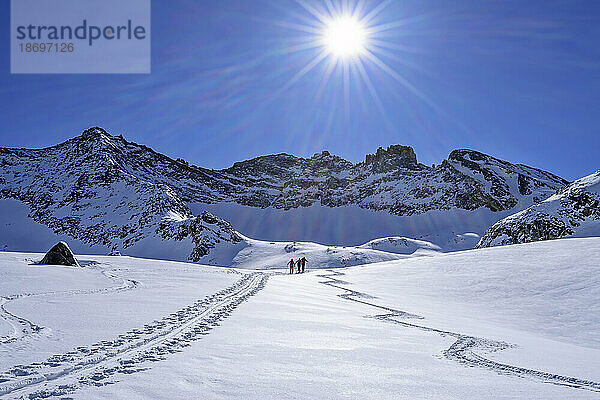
318, 269, 600, 393
0, 272, 268, 399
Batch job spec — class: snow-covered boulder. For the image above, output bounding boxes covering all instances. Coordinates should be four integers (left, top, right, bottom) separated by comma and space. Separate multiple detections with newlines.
478, 171, 600, 247
40, 241, 80, 266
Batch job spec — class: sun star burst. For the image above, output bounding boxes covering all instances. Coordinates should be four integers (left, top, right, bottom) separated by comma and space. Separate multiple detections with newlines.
322, 16, 367, 58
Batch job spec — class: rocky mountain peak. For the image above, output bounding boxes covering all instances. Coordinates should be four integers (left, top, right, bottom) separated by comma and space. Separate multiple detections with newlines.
226, 153, 300, 180
307, 150, 353, 172
365, 145, 418, 172
448, 149, 488, 163
80, 126, 111, 140
58, 126, 121, 160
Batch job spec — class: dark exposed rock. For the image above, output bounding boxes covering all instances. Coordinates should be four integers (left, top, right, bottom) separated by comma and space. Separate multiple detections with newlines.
478, 171, 600, 247
40, 242, 80, 266
365, 145, 418, 172
157, 211, 242, 262
518, 174, 532, 196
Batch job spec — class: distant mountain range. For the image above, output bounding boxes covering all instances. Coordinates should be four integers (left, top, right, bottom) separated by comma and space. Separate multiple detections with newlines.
1, 126, 594, 263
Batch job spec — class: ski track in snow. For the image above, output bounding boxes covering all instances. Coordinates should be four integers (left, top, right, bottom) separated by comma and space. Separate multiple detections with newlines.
0, 263, 139, 346
317, 269, 600, 393
0, 270, 268, 400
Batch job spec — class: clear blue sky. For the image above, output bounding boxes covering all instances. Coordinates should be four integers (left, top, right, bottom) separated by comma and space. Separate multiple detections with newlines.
1, 0, 599, 180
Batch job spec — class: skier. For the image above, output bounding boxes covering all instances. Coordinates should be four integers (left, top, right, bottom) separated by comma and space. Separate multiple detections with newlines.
288, 258, 295, 274
301, 257, 307, 273
296, 258, 302, 273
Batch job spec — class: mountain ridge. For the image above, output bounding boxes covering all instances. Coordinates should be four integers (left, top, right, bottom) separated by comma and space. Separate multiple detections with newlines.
0, 127, 570, 261
478, 170, 600, 247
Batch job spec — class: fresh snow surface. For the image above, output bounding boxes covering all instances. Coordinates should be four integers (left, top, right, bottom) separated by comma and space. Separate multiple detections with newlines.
358, 236, 442, 254
0, 253, 238, 372
1, 237, 599, 399
219, 235, 416, 270
347, 237, 600, 349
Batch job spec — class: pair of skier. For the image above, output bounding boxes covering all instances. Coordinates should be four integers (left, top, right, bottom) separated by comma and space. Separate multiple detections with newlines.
288, 257, 307, 274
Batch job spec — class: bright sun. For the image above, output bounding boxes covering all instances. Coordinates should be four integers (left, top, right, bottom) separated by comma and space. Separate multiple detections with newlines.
323, 16, 367, 58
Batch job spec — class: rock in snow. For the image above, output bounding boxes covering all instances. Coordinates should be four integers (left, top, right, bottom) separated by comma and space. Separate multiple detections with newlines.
478, 170, 600, 247
40, 241, 80, 266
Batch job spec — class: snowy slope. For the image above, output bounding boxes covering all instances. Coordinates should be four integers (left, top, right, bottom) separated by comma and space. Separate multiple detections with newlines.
347, 237, 600, 349
1, 238, 599, 399
478, 170, 600, 247
0, 253, 240, 390
0, 127, 567, 261
223, 235, 416, 270
91, 238, 600, 399
357, 236, 442, 254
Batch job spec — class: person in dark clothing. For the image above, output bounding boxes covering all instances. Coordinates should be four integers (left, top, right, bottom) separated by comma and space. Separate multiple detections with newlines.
288, 258, 295, 274
301, 257, 307, 273
296, 258, 302, 273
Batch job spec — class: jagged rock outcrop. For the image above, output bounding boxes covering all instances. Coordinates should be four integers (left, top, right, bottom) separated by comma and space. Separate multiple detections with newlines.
40, 242, 79, 266
157, 211, 243, 262
365, 145, 420, 172
478, 171, 600, 247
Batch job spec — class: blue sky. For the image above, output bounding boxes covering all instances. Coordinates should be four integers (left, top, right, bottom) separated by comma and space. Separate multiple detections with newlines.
1, 0, 599, 180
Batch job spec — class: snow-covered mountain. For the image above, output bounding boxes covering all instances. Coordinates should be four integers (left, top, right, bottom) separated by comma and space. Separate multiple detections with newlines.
219, 142, 566, 214
0, 127, 568, 261
478, 170, 600, 247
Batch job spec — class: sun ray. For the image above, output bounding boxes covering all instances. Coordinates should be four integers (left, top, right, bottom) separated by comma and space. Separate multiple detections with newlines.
360, 0, 393, 26
324, 0, 339, 17
368, 38, 427, 54
281, 50, 330, 94
363, 49, 471, 134
285, 39, 326, 53
296, 0, 329, 25
363, 49, 435, 107
352, 0, 369, 21
343, 60, 350, 118
366, 13, 436, 36
274, 20, 323, 35
316, 58, 339, 102
368, 45, 433, 77
354, 56, 386, 116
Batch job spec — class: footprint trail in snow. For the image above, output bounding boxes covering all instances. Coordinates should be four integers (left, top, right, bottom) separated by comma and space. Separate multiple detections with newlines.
0, 265, 139, 346
0, 271, 268, 399
317, 269, 600, 393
